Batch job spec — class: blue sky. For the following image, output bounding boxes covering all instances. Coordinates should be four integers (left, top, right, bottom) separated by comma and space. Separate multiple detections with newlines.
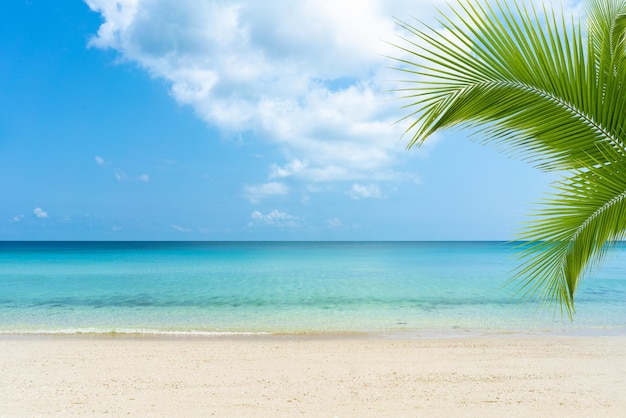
1, 0, 563, 241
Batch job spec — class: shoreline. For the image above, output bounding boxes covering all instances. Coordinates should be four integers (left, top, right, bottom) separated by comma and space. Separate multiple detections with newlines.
2, 333, 625, 416
1, 323, 625, 339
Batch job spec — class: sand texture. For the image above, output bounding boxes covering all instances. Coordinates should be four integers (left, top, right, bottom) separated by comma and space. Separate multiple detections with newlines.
1, 334, 625, 417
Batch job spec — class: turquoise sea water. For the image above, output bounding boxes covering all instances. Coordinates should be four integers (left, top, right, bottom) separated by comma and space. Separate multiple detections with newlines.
0, 241, 624, 336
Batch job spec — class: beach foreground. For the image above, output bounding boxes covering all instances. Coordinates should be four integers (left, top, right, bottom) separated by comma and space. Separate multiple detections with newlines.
1, 335, 625, 417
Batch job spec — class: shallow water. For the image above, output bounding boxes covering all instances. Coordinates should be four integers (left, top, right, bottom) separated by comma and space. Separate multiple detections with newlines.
0, 241, 624, 335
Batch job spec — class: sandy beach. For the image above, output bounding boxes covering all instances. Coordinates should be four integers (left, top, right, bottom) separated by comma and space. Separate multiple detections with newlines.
0, 334, 625, 417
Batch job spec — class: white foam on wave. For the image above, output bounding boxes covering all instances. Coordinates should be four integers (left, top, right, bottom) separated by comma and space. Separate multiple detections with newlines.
0, 328, 272, 336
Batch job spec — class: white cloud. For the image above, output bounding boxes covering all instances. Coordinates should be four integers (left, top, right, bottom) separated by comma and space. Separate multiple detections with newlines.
269, 159, 307, 179
249, 209, 299, 228
11, 214, 24, 223
85, 0, 582, 191
114, 169, 127, 181
86, 0, 139, 50
33, 208, 48, 218
112, 168, 150, 182
84, 0, 455, 186
95, 156, 110, 165
97, 157, 148, 183
348, 183, 383, 199
243, 181, 289, 204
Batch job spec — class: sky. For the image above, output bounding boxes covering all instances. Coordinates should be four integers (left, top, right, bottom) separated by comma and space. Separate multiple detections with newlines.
1, 0, 570, 241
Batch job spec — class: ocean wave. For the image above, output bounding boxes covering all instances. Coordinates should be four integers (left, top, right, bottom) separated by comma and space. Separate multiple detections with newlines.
0, 328, 271, 336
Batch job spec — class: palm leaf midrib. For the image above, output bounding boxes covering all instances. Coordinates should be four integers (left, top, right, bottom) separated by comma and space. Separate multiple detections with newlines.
571, 188, 626, 241
418, 75, 623, 160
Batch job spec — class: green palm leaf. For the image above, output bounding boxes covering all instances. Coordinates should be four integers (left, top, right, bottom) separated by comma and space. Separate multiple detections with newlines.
391, 0, 626, 317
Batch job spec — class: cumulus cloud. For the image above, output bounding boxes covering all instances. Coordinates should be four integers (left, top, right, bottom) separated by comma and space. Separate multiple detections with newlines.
137, 174, 150, 182
33, 208, 48, 218
11, 214, 24, 223
348, 183, 383, 200
243, 181, 289, 204
249, 209, 299, 228
83, 0, 458, 186
85, 0, 582, 196
269, 159, 307, 179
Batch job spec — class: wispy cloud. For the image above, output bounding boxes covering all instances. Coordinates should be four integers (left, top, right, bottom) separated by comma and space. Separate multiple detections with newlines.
172, 224, 192, 232
243, 182, 289, 204
327, 217, 343, 228
95, 155, 110, 165
33, 207, 48, 218
96, 156, 149, 183
114, 169, 127, 181
249, 209, 299, 228
11, 214, 24, 223
348, 183, 383, 200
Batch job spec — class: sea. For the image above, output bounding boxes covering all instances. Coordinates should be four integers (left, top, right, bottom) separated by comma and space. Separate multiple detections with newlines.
1, 241, 625, 337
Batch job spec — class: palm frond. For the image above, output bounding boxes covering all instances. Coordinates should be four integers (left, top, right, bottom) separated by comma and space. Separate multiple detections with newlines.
514, 145, 626, 316
392, 0, 626, 170
587, 0, 626, 69
391, 0, 626, 315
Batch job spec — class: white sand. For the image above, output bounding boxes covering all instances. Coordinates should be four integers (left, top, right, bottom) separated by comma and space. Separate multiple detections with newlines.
1, 334, 625, 417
